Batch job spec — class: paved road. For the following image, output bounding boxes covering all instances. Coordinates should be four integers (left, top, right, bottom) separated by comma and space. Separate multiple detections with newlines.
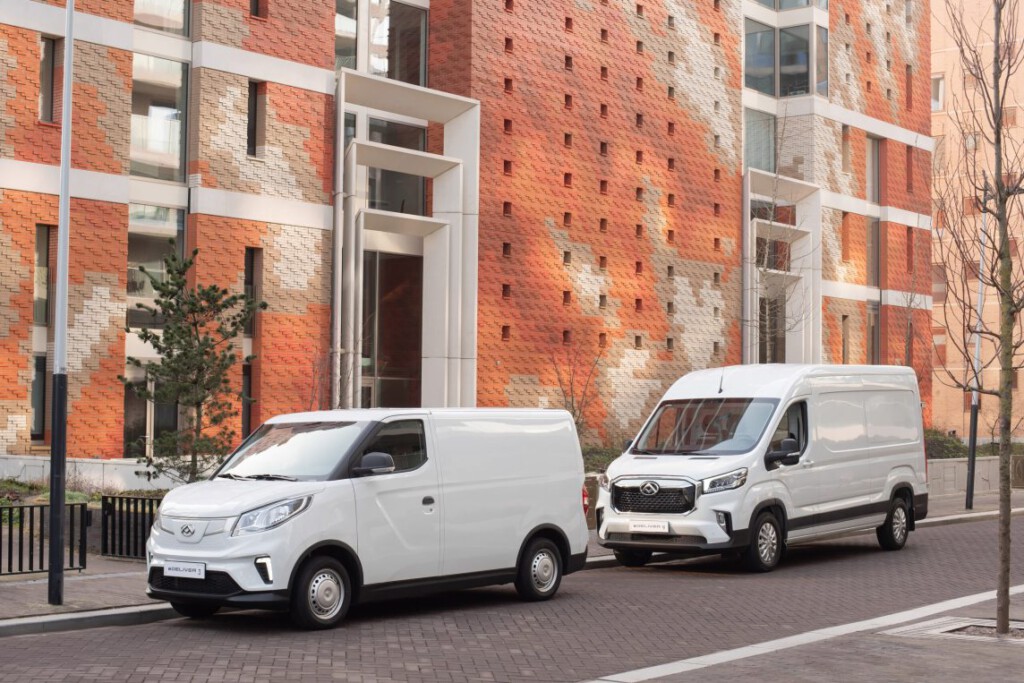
2, 517, 1023, 682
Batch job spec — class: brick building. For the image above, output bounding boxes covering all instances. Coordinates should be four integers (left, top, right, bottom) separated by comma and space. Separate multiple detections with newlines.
0, 0, 931, 459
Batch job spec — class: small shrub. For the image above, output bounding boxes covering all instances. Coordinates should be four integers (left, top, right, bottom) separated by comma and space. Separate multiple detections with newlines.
925, 428, 968, 459
583, 446, 623, 472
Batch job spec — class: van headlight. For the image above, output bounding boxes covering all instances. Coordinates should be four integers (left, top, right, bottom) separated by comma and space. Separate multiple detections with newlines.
598, 472, 611, 491
232, 497, 311, 536
702, 468, 748, 494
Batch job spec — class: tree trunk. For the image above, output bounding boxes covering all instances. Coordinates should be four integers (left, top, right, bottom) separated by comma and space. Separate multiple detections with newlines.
191, 404, 203, 484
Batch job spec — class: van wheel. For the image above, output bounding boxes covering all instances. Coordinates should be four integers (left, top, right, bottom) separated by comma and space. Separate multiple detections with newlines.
614, 549, 652, 567
744, 512, 783, 572
515, 538, 562, 601
290, 557, 351, 630
170, 602, 219, 619
877, 497, 910, 550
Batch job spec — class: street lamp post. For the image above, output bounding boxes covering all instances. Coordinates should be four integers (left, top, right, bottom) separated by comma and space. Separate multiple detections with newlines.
48, 0, 76, 605
965, 180, 988, 511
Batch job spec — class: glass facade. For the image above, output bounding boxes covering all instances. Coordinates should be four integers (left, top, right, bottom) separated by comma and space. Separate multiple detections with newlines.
336, 0, 357, 70
361, 252, 423, 408
745, 20, 775, 96
134, 0, 189, 35
867, 218, 880, 287
866, 301, 880, 364
744, 108, 776, 173
816, 27, 828, 97
779, 25, 810, 96
370, 0, 427, 86
368, 118, 426, 215
866, 137, 880, 202
131, 54, 188, 182
31, 356, 46, 440
39, 37, 55, 123
127, 204, 184, 328
124, 382, 179, 459
34, 225, 50, 325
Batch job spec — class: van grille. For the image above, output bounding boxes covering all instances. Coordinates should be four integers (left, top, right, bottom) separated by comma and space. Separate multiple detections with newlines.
613, 484, 695, 514
149, 568, 241, 596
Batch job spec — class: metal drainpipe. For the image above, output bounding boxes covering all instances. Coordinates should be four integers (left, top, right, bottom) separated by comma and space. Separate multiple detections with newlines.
331, 73, 345, 409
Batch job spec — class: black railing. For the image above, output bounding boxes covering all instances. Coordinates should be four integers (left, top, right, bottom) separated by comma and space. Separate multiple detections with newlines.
0, 503, 89, 576
101, 495, 161, 559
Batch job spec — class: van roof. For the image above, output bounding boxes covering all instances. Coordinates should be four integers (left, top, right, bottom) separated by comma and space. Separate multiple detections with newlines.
265, 408, 573, 424
662, 364, 919, 401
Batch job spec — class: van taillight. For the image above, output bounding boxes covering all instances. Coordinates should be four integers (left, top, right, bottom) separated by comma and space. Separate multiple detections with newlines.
582, 485, 590, 516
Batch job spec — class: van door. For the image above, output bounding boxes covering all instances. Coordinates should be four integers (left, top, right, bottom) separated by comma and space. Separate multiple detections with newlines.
351, 418, 441, 585
767, 400, 819, 523
814, 391, 870, 511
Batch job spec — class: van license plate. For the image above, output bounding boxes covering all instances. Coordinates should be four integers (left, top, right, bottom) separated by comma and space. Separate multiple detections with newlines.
164, 561, 206, 580
628, 520, 669, 534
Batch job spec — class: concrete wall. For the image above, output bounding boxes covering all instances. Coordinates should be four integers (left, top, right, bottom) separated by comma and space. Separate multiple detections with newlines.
0, 454, 174, 492
927, 456, 1001, 496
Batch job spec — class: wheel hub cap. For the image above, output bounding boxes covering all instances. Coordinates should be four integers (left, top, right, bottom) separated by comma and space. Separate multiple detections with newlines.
531, 551, 557, 592
893, 507, 908, 542
758, 523, 778, 564
308, 570, 343, 619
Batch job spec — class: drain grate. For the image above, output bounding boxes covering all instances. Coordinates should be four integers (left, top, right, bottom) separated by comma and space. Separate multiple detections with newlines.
883, 616, 1024, 643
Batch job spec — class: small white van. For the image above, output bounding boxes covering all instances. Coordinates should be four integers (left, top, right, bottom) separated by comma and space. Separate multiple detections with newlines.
147, 409, 589, 628
596, 365, 928, 571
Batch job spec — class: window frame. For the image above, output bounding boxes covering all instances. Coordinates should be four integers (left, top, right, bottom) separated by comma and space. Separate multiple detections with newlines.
351, 418, 429, 476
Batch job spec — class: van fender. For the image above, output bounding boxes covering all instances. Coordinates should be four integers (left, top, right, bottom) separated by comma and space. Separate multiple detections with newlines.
516, 524, 573, 573
883, 471, 919, 530
286, 540, 365, 597
745, 498, 790, 541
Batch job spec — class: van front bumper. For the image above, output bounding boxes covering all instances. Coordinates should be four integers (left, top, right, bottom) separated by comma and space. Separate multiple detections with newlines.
146, 569, 290, 610
598, 530, 750, 554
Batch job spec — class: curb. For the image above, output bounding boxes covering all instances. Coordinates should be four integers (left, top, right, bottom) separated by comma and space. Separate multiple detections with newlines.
0, 603, 176, 639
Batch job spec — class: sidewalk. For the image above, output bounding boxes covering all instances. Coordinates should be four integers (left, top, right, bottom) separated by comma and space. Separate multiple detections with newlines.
0, 489, 1022, 638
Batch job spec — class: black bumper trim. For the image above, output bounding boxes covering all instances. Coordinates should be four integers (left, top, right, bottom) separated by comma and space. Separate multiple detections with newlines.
914, 493, 928, 522
566, 549, 588, 574
147, 587, 290, 610
598, 530, 750, 555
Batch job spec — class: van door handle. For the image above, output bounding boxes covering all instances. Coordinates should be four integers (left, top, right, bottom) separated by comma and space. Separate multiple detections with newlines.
422, 496, 435, 505
801, 460, 815, 468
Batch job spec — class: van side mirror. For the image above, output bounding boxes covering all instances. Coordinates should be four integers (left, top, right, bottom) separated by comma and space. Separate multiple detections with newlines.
353, 452, 396, 477
766, 438, 801, 469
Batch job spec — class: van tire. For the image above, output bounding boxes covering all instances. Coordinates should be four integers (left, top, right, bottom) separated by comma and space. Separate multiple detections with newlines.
290, 556, 352, 630
515, 538, 562, 601
744, 512, 783, 572
614, 549, 652, 567
877, 497, 910, 550
170, 602, 219, 619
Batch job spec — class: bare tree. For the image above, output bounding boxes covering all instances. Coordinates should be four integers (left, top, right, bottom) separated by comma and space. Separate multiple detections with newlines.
550, 339, 604, 435
935, 0, 1024, 634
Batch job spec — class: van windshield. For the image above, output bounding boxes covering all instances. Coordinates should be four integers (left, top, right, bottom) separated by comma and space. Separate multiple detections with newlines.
633, 399, 778, 456
217, 422, 368, 481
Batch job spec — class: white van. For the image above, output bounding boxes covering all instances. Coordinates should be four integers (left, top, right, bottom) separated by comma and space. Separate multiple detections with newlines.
596, 365, 928, 571
147, 409, 589, 628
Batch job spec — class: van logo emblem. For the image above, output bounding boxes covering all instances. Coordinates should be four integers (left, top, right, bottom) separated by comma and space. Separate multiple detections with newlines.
180, 524, 196, 538
639, 481, 660, 496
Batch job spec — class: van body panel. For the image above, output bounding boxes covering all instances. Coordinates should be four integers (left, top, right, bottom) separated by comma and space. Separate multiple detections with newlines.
597, 365, 928, 565
147, 408, 587, 615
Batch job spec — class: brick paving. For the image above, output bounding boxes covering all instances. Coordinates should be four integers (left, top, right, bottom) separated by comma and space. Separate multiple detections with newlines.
0, 515, 1021, 682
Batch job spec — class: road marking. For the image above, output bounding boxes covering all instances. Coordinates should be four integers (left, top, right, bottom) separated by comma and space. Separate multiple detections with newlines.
585, 583, 1024, 682
919, 507, 1024, 527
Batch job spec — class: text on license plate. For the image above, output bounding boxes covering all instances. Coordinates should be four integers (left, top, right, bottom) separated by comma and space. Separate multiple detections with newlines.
163, 561, 206, 580
628, 519, 669, 534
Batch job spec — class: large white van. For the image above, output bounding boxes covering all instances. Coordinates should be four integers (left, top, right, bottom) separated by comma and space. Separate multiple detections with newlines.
596, 365, 928, 571
147, 408, 589, 628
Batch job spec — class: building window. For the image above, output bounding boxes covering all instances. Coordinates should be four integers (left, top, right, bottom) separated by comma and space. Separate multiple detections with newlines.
126, 205, 184, 329
241, 364, 253, 438
31, 356, 46, 440
867, 218, 880, 287
745, 19, 776, 96
906, 226, 914, 272
131, 54, 187, 182
758, 296, 786, 363
250, 0, 266, 17
867, 301, 880, 364
780, 25, 810, 96
841, 315, 850, 363
34, 225, 51, 325
840, 212, 851, 261
866, 137, 880, 202
246, 81, 265, 157
39, 37, 57, 123
368, 118, 426, 215
816, 27, 829, 96
335, 0, 358, 69
134, 0, 189, 35
841, 124, 851, 171
244, 247, 260, 337
369, 0, 427, 86
931, 75, 945, 111
906, 145, 914, 193
906, 65, 913, 110
744, 108, 776, 173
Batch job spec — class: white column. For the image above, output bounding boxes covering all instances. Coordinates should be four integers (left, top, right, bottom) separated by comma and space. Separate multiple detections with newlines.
421, 224, 451, 406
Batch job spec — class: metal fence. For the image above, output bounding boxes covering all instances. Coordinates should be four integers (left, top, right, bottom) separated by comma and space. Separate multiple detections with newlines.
101, 495, 161, 559
0, 503, 89, 576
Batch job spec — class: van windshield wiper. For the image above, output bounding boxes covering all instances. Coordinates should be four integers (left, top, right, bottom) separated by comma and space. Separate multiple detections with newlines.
216, 472, 252, 480
244, 473, 298, 481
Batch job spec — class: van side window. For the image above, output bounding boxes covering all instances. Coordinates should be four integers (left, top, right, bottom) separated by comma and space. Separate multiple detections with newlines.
769, 402, 807, 453
362, 420, 427, 473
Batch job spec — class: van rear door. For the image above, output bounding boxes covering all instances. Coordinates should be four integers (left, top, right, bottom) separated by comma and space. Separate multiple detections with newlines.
351, 417, 441, 585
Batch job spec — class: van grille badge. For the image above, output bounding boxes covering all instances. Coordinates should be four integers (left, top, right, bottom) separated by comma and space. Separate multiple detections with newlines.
639, 481, 660, 496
